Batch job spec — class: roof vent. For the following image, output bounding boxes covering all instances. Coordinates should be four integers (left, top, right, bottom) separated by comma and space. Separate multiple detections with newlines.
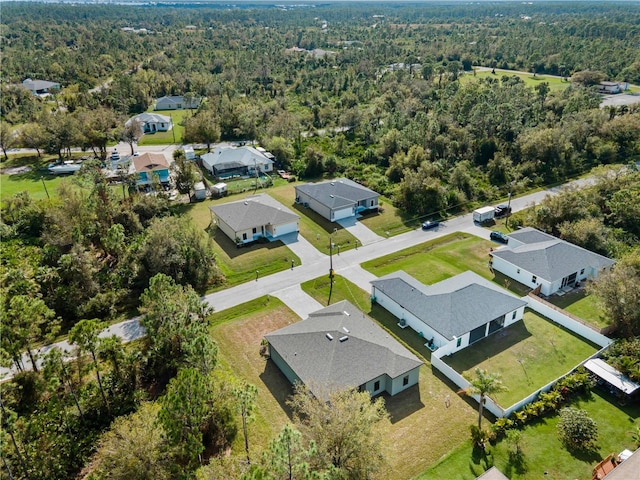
244, 201, 248, 205
326, 333, 334, 341
330, 182, 335, 186
342, 327, 350, 333
330, 195, 334, 198
343, 311, 350, 316
339, 336, 349, 342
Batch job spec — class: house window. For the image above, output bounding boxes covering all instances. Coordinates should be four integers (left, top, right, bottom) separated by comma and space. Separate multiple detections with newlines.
532, 275, 537, 283
370, 200, 374, 207
374, 380, 380, 391
580, 268, 585, 275
242, 233, 247, 240
252, 227, 257, 234
517, 269, 520, 274
456, 337, 462, 347
403, 376, 409, 386
512, 311, 517, 320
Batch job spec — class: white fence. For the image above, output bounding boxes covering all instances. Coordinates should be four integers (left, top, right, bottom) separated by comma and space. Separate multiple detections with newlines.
430, 295, 613, 419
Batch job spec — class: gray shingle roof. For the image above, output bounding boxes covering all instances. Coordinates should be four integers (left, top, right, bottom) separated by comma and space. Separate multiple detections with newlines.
295, 178, 378, 209
201, 146, 273, 171
371, 271, 526, 340
22, 79, 59, 91
265, 300, 422, 397
210, 194, 298, 231
127, 112, 172, 125
493, 228, 615, 281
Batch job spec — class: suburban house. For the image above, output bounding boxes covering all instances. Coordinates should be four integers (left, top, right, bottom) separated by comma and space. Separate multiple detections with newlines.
490, 227, 615, 296
155, 95, 202, 110
210, 193, 299, 245
22, 78, 60, 96
294, 178, 379, 222
371, 271, 527, 356
125, 112, 173, 133
201, 146, 274, 178
265, 300, 422, 399
475, 467, 509, 480
129, 152, 172, 187
598, 81, 623, 94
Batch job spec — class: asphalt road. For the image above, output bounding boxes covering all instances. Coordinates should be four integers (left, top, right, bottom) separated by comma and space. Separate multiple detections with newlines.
0, 174, 595, 380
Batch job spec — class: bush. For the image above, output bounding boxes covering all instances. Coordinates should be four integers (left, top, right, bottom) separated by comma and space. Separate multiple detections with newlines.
557, 407, 598, 451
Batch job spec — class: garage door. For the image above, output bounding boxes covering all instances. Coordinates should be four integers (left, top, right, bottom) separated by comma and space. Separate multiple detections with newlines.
275, 222, 299, 237
469, 325, 486, 344
332, 207, 354, 221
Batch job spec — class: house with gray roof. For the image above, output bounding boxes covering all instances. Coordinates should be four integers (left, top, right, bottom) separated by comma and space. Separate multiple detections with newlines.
294, 178, 379, 222
125, 112, 173, 133
210, 193, 299, 245
155, 95, 202, 110
265, 300, 422, 399
201, 146, 274, 179
490, 227, 614, 296
22, 78, 60, 96
371, 271, 527, 356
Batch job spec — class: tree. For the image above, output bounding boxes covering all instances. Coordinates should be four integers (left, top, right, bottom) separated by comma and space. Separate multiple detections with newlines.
19, 122, 48, 157
264, 136, 295, 168
4, 295, 59, 372
93, 402, 173, 480
159, 368, 212, 467
139, 273, 217, 377
557, 407, 598, 451
288, 384, 390, 478
587, 252, 640, 337
172, 154, 199, 195
570, 70, 606, 87
69, 319, 110, 412
465, 368, 507, 430
0, 121, 17, 161
183, 109, 221, 152
137, 216, 222, 292
233, 381, 258, 464
120, 120, 143, 155
42, 347, 84, 421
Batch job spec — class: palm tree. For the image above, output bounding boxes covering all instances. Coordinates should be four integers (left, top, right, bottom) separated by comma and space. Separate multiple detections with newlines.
466, 368, 507, 429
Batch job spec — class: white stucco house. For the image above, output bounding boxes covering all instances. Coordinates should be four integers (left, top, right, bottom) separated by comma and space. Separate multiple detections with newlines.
209, 193, 299, 245
294, 178, 379, 222
490, 227, 615, 296
265, 300, 422, 399
155, 95, 202, 110
371, 271, 527, 356
125, 112, 173, 133
201, 146, 274, 178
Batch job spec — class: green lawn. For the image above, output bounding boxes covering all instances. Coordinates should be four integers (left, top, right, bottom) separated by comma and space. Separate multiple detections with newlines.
358, 195, 416, 237
416, 390, 640, 480
444, 310, 600, 407
137, 109, 191, 145
361, 232, 530, 296
208, 296, 300, 455
1, 153, 125, 202
268, 183, 359, 254
461, 68, 570, 93
221, 285, 479, 479
548, 290, 609, 329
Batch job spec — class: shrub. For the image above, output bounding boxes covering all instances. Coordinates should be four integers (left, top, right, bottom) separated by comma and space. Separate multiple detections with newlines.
557, 407, 598, 451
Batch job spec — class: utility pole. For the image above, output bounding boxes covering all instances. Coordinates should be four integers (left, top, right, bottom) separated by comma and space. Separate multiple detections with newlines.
327, 228, 337, 305
505, 183, 513, 230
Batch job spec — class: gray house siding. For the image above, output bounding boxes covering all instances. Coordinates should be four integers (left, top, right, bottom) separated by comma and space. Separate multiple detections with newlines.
268, 344, 300, 386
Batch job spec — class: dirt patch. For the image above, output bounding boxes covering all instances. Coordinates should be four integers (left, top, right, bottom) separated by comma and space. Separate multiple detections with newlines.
1, 166, 32, 175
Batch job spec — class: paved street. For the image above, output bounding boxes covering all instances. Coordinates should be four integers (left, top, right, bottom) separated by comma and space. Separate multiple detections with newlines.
0, 174, 594, 380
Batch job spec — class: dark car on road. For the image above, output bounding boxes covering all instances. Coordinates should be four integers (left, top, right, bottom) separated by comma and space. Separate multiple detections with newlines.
494, 204, 512, 218
422, 220, 440, 230
490, 231, 509, 244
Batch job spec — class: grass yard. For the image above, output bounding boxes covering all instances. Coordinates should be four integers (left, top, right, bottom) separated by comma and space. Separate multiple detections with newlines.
358, 196, 416, 237
548, 289, 609, 329
137, 109, 191, 145
223, 284, 479, 479
461, 68, 570, 93
268, 183, 359, 254
208, 296, 300, 455
444, 309, 601, 408
361, 232, 531, 296
416, 390, 640, 480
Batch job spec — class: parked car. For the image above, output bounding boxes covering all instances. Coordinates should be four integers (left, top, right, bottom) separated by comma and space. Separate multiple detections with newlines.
421, 220, 440, 230
490, 231, 509, 244
494, 204, 512, 218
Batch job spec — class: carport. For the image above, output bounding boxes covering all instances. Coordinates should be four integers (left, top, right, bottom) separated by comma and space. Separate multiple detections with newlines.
584, 358, 640, 396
